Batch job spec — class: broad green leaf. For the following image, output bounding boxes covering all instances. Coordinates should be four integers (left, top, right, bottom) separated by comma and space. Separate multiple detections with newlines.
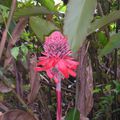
29, 16, 58, 41
63, 0, 96, 52
0, 0, 12, 8
21, 44, 28, 55
11, 47, 19, 59
0, 5, 9, 23
88, 10, 120, 35
0, 15, 3, 23
65, 108, 80, 120
99, 33, 120, 56
0, 4, 9, 18
59, 5, 66, 13
113, 80, 120, 94
21, 44, 28, 63
38, 0, 56, 11
14, 6, 50, 19
97, 32, 108, 46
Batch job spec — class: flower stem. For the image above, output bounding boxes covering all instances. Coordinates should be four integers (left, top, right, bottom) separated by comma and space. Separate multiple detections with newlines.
56, 80, 61, 120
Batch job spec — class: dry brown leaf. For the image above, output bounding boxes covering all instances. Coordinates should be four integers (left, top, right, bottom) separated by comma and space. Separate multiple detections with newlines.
85, 62, 93, 115
76, 42, 93, 117
80, 114, 89, 120
0, 82, 12, 93
0, 103, 9, 112
27, 55, 40, 103
1, 109, 36, 120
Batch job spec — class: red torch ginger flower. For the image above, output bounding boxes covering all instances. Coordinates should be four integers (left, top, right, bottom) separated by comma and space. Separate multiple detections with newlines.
35, 31, 79, 83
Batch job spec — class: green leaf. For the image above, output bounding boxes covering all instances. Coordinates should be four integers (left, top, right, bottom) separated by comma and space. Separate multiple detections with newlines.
65, 108, 80, 120
63, 0, 97, 52
38, 0, 56, 11
0, 5, 9, 23
29, 16, 58, 41
0, 4, 9, 18
93, 87, 101, 94
21, 44, 28, 55
20, 31, 30, 41
59, 5, 66, 13
14, 6, 50, 19
99, 33, 120, 57
105, 84, 112, 91
113, 80, 120, 94
97, 32, 108, 46
11, 47, 19, 59
88, 10, 120, 35
0, 0, 12, 8
0, 15, 3, 23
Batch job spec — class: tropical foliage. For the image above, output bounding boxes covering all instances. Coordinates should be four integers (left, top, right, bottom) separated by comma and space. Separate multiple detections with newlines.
0, 0, 120, 120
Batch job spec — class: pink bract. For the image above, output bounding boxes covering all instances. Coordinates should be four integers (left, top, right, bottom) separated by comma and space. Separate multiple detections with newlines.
35, 31, 79, 83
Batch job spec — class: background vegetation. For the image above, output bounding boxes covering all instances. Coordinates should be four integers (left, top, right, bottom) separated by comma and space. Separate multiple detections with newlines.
0, 0, 120, 120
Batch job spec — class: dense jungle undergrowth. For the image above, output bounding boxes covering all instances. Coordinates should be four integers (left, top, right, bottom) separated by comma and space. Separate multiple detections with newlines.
0, 0, 120, 120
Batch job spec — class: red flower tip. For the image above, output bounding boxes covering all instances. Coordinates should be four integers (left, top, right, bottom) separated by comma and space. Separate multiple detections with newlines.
35, 31, 79, 83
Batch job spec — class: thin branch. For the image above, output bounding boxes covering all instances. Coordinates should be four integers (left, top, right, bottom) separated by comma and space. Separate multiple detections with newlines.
0, 0, 17, 60
40, 76, 75, 94
97, 2, 109, 38
4, 17, 28, 68
0, 70, 35, 117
